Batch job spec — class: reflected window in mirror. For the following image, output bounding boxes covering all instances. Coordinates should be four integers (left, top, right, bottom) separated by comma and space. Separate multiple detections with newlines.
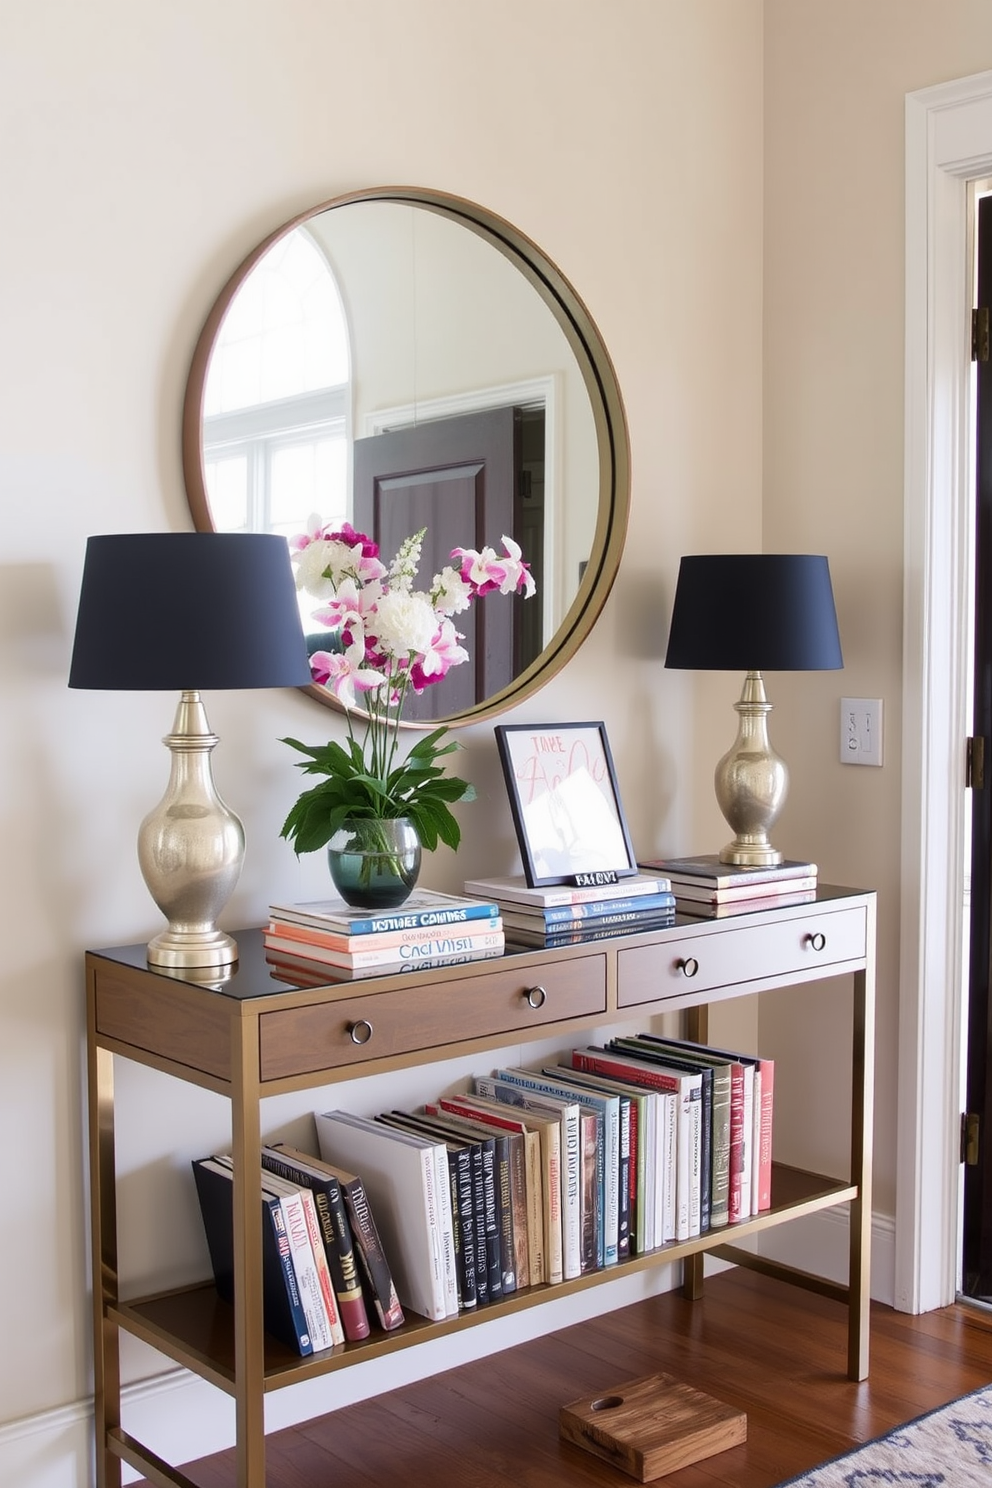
202, 228, 351, 541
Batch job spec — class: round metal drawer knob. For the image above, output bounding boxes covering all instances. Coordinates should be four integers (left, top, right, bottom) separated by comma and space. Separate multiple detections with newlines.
525, 985, 548, 1009
348, 1018, 374, 1045
677, 957, 699, 978
805, 932, 827, 952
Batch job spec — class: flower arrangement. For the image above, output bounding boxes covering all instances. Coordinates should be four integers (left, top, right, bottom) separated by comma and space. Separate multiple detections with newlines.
280, 518, 535, 856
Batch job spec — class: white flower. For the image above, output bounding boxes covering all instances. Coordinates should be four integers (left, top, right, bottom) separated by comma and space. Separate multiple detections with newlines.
371, 589, 439, 658
432, 565, 474, 615
293, 538, 348, 598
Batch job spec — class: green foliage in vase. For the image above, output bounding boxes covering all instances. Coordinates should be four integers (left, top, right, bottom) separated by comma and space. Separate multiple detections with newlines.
280, 726, 476, 855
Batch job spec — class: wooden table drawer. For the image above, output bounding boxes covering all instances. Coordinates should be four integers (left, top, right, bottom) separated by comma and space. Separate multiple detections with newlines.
259, 952, 608, 1081
618, 903, 868, 1008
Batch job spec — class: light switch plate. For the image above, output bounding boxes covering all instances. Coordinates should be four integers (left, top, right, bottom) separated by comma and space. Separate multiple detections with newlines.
840, 698, 883, 766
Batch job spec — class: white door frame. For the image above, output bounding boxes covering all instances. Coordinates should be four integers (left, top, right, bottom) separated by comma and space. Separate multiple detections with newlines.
899, 70, 992, 1312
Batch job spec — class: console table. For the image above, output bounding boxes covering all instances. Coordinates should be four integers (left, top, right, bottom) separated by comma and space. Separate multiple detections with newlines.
86, 884, 875, 1488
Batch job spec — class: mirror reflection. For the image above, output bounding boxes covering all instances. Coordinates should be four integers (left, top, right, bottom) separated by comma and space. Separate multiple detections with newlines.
183, 190, 628, 724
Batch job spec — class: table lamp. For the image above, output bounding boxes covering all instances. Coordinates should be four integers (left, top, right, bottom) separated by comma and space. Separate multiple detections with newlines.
665, 553, 843, 866
69, 532, 312, 969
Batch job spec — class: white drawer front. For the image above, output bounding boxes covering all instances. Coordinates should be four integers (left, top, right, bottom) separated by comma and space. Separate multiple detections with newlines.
617, 903, 868, 1007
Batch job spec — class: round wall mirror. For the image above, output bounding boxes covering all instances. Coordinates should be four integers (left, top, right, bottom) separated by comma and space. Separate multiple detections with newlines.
182, 187, 630, 725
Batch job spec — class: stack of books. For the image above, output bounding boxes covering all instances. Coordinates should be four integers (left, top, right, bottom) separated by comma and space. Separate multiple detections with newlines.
263, 889, 504, 980
191, 1143, 406, 1356
462, 872, 676, 948
638, 855, 817, 918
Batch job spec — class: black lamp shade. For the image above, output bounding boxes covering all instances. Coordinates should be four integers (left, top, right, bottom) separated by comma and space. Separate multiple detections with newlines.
664, 554, 843, 672
68, 532, 313, 691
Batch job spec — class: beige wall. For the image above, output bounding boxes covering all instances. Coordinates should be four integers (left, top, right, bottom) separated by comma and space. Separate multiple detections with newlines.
762, 2, 992, 1221
0, 0, 764, 1466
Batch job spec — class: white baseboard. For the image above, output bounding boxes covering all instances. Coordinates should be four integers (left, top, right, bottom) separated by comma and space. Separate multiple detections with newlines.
1, 1209, 895, 1486
752, 1203, 896, 1306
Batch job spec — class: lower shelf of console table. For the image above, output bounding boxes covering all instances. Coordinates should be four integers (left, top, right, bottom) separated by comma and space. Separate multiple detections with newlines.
113, 1163, 856, 1394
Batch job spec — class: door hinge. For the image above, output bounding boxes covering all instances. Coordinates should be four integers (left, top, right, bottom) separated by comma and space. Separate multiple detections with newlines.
962, 1111, 981, 1165
967, 735, 986, 789
974, 306, 990, 362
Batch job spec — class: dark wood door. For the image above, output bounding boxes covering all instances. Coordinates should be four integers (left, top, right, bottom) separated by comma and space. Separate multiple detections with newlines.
963, 192, 992, 1299
353, 407, 543, 721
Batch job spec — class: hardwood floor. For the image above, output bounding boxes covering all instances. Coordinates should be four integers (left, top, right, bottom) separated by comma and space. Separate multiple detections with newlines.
151, 1269, 992, 1488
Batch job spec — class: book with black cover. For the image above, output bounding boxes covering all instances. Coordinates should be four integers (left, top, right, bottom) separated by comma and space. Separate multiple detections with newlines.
304, 1155, 405, 1330
191, 1157, 314, 1356
262, 1145, 371, 1340
638, 855, 816, 889
418, 1107, 509, 1299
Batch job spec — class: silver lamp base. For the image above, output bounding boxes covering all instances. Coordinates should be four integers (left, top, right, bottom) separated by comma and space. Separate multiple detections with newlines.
714, 670, 788, 866
137, 690, 244, 970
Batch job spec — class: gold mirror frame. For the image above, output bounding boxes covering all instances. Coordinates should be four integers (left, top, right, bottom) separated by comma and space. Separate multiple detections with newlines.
182, 186, 630, 727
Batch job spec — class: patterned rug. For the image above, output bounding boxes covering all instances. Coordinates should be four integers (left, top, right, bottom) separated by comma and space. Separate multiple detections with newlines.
773, 1384, 992, 1485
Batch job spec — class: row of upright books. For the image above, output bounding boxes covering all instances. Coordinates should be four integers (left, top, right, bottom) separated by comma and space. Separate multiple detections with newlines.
638, 855, 818, 918
462, 872, 677, 948
194, 1032, 774, 1352
263, 888, 506, 980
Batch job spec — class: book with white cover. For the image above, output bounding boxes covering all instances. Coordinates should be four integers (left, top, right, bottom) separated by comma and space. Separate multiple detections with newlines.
315, 1111, 454, 1321
463, 872, 668, 908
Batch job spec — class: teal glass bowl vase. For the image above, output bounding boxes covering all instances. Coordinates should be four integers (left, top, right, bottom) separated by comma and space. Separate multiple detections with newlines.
327, 817, 422, 910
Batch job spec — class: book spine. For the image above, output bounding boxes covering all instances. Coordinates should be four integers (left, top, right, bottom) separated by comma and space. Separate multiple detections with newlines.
267, 1197, 315, 1355
263, 928, 503, 968
339, 1175, 405, 1330
319, 1177, 371, 1340
727, 1066, 745, 1223
661, 1092, 678, 1243
616, 1096, 631, 1261
756, 1059, 774, 1210
520, 1130, 544, 1285
321, 901, 501, 934
267, 915, 501, 951
465, 878, 665, 907
506, 1133, 529, 1289
478, 1140, 503, 1300
277, 1189, 335, 1350
642, 858, 816, 887
739, 1065, 755, 1219
449, 1146, 478, 1309
578, 1111, 600, 1273
297, 1186, 343, 1345
420, 1144, 453, 1318
528, 891, 676, 924
673, 875, 818, 903
464, 1140, 490, 1305
492, 1134, 516, 1294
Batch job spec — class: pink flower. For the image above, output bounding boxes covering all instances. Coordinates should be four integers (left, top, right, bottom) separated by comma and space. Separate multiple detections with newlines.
309, 643, 385, 710
451, 534, 536, 599
409, 617, 469, 692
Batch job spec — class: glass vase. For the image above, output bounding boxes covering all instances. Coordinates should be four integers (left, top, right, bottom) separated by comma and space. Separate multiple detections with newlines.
327, 817, 422, 910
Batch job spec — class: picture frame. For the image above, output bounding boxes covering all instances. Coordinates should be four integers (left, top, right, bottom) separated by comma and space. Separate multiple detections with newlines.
494, 721, 638, 887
